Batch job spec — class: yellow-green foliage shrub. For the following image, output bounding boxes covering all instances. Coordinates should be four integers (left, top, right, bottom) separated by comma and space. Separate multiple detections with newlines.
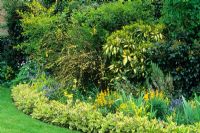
12, 84, 48, 114
17, 0, 60, 55
12, 84, 200, 133
32, 100, 70, 126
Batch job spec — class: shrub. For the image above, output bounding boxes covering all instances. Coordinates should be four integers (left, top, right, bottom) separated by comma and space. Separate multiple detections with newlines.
2, 0, 28, 80
43, 24, 101, 89
149, 0, 200, 97
71, 0, 154, 45
17, 0, 60, 56
17, 1, 102, 90
161, 0, 200, 44
12, 83, 200, 132
103, 21, 164, 86
12, 84, 48, 114
149, 43, 200, 97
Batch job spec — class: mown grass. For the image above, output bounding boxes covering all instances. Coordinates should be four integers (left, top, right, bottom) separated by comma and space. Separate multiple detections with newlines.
0, 86, 77, 133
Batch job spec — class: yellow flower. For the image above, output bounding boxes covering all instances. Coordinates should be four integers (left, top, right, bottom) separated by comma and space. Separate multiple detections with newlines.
144, 93, 149, 101
96, 90, 108, 107
95, 89, 118, 108
155, 90, 159, 97
119, 103, 127, 110
159, 91, 163, 98
150, 90, 155, 99
64, 92, 73, 99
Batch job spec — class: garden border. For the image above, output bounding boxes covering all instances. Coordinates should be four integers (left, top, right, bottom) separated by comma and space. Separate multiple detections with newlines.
12, 83, 200, 133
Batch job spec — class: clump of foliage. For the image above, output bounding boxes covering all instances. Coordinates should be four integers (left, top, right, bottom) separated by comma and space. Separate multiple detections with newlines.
0, 61, 14, 83
103, 22, 164, 86
148, 0, 200, 96
16, 1, 101, 90
17, 0, 60, 55
149, 42, 200, 97
94, 89, 120, 115
11, 60, 39, 85
174, 95, 200, 125
146, 62, 174, 97
162, 0, 200, 43
32, 73, 67, 102
71, 0, 154, 45
144, 89, 169, 120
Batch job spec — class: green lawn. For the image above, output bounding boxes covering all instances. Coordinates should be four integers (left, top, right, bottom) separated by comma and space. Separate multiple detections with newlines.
0, 86, 77, 133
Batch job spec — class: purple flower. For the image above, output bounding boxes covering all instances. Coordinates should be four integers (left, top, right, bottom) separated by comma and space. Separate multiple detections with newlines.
169, 98, 183, 111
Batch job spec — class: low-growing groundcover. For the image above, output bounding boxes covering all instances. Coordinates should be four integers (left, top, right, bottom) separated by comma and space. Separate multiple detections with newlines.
0, 86, 78, 133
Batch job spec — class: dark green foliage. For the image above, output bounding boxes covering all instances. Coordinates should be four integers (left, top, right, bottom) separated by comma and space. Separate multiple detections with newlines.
152, 0, 163, 19
0, 61, 14, 83
146, 0, 200, 97
71, 0, 154, 46
162, 0, 200, 43
0, 37, 22, 83
2, 0, 27, 43
149, 97, 169, 120
149, 43, 200, 97
12, 60, 39, 85
2, 0, 27, 82
174, 96, 200, 125
0, 36, 24, 66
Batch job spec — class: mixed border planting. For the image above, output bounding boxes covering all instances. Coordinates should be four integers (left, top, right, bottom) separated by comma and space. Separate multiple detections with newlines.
12, 83, 200, 132
1, 0, 200, 132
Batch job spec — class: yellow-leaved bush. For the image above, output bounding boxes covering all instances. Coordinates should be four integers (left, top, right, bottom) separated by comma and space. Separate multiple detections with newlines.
12, 84, 200, 133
